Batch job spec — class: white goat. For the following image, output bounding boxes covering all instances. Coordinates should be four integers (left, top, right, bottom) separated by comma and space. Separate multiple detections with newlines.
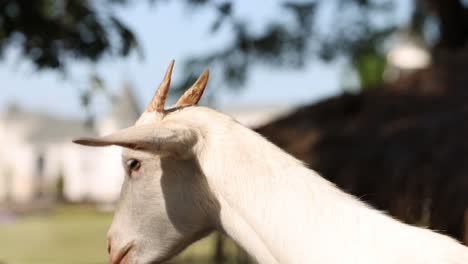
74, 61, 468, 264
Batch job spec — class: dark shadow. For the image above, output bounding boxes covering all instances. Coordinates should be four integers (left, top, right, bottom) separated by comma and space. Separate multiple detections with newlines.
160, 157, 224, 262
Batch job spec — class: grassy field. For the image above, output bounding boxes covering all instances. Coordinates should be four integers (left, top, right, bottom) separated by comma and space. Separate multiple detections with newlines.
0, 205, 248, 264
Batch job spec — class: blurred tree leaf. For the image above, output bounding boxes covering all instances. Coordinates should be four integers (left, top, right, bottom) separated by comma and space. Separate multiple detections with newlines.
174, 0, 468, 92
1, 0, 467, 93
353, 49, 386, 89
0, 0, 139, 70
176, 0, 399, 91
210, 2, 232, 33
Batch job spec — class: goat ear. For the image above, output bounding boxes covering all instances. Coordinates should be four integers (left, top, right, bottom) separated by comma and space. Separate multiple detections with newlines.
73, 124, 197, 156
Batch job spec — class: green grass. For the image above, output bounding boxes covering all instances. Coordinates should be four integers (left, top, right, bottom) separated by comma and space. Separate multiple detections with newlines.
0, 205, 248, 264
0, 205, 111, 264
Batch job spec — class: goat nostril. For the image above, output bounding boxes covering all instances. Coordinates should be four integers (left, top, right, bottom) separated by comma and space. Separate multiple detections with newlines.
107, 238, 112, 255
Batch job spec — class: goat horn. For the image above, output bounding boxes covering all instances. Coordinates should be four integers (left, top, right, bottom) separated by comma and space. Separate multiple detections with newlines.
146, 60, 175, 112
175, 68, 209, 107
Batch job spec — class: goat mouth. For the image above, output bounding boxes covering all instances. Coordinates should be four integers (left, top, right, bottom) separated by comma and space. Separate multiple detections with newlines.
111, 242, 134, 264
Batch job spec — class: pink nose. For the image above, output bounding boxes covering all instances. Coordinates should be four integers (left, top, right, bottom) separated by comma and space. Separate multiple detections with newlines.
107, 235, 133, 264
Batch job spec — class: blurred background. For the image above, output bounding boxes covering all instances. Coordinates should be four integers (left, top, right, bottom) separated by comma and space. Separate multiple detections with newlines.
0, 0, 468, 263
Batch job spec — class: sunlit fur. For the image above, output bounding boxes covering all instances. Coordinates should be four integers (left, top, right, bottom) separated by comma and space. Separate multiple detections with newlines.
104, 106, 468, 264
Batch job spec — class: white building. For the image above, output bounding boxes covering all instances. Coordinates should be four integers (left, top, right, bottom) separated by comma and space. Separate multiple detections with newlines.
0, 86, 140, 204
0, 86, 291, 204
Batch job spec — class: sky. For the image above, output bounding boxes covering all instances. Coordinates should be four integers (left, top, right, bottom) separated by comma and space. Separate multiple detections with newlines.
0, 0, 412, 119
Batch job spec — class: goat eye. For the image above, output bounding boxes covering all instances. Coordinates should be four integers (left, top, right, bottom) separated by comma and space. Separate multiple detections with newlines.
126, 159, 141, 172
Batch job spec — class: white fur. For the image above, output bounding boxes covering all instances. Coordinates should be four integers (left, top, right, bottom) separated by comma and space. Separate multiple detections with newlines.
81, 106, 468, 264
182, 107, 468, 264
